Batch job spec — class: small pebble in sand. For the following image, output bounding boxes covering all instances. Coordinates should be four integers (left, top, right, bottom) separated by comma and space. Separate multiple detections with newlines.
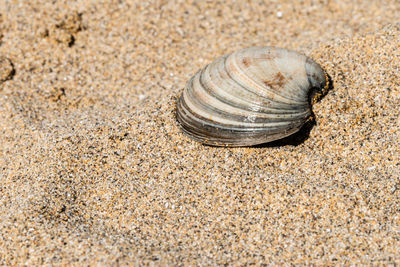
0, 57, 15, 83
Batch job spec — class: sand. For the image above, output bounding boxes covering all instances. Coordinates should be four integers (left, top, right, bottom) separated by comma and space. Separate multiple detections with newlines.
0, 0, 399, 265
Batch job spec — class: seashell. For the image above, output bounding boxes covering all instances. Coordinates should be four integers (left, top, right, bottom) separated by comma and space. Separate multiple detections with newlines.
176, 46, 329, 147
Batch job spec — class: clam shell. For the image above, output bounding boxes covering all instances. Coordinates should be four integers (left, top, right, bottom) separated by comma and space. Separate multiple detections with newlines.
176, 46, 328, 147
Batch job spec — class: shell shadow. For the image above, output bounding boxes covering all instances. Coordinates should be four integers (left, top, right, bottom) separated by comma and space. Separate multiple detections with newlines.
254, 73, 334, 148
253, 117, 316, 148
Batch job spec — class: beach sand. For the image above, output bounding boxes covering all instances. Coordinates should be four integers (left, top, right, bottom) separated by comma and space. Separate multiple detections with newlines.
0, 0, 399, 265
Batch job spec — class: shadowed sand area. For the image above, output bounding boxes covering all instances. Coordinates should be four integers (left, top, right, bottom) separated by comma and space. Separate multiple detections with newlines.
0, 1, 399, 265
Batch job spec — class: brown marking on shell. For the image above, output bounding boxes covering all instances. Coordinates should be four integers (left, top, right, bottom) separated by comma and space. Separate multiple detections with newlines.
242, 57, 251, 67
250, 55, 278, 62
262, 53, 276, 60
263, 72, 286, 90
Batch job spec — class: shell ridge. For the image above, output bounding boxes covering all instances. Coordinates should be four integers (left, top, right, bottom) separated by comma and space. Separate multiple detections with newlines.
228, 48, 306, 105
214, 56, 305, 112
222, 55, 308, 110
182, 83, 306, 129
178, 94, 303, 134
200, 59, 310, 118
178, 110, 305, 147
